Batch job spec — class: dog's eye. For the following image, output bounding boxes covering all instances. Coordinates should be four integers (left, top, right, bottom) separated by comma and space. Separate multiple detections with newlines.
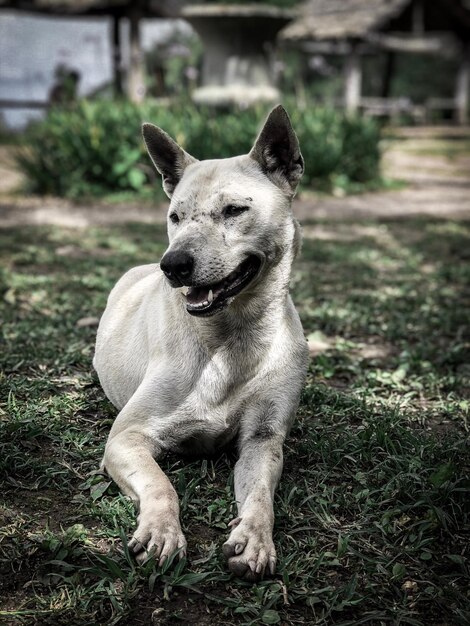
169, 212, 180, 224
223, 205, 249, 218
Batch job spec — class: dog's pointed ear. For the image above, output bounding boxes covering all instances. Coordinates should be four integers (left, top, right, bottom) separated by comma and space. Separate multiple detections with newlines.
249, 105, 304, 194
142, 123, 197, 197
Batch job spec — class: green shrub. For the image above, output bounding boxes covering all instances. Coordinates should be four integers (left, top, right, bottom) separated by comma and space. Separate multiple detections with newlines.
340, 116, 381, 182
17, 102, 151, 198
17, 100, 381, 198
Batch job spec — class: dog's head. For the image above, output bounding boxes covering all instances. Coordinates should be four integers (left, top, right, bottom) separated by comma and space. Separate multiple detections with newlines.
142, 105, 304, 317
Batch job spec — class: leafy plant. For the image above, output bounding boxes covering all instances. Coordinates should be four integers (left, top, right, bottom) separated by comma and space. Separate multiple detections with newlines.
16, 99, 382, 199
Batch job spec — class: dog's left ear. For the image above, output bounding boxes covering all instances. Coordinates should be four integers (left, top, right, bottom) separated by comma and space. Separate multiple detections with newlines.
249, 105, 304, 194
142, 123, 197, 197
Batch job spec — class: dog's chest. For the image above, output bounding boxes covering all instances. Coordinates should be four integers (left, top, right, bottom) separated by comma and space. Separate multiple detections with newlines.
185, 349, 254, 414
156, 347, 261, 453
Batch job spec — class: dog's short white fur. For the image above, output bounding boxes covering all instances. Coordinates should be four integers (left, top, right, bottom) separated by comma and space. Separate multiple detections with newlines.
94, 105, 308, 581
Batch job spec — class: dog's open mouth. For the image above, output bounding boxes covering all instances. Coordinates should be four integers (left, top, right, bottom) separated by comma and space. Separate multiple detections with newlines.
182, 255, 262, 316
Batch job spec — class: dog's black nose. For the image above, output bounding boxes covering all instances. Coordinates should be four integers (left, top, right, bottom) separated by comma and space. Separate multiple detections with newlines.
160, 250, 194, 284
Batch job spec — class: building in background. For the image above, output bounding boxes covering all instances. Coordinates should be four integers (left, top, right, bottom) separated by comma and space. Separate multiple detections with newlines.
0, 4, 191, 129
281, 0, 470, 124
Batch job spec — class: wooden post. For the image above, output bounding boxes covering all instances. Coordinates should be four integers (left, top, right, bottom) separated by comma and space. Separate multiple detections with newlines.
112, 14, 123, 96
455, 44, 470, 125
128, 5, 146, 103
412, 0, 425, 35
381, 51, 395, 98
344, 42, 362, 113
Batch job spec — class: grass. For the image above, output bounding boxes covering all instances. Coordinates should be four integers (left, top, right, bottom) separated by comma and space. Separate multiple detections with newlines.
0, 216, 469, 625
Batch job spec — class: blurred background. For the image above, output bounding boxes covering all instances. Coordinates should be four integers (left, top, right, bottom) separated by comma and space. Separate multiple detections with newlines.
1, 0, 470, 121
0, 0, 469, 202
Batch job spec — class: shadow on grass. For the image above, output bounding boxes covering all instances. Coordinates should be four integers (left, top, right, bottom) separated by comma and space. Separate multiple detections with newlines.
296, 217, 469, 396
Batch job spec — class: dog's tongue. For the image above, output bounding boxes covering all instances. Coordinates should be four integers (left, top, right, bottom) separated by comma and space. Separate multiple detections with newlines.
186, 286, 210, 305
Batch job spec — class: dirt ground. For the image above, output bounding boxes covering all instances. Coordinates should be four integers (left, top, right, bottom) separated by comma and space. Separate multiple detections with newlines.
0, 126, 469, 227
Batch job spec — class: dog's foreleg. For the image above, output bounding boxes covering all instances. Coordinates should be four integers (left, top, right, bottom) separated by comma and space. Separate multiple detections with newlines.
103, 429, 186, 565
223, 434, 283, 580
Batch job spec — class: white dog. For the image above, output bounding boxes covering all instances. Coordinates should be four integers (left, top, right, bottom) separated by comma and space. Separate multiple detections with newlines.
94, 105, 308, 581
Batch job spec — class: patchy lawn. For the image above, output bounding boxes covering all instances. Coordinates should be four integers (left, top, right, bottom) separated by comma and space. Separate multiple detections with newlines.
0, 217, 469, 625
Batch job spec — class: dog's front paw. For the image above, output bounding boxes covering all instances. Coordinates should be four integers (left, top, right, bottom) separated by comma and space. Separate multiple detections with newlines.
128, 508, 186, 566
223, 517, 276, 581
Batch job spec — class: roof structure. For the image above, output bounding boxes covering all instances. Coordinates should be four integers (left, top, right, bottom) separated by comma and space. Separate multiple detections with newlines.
281, 0, 470, 42
0, 0, 181, 17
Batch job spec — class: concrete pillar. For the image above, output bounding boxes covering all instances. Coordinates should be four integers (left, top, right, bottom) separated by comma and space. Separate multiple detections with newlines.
455, 44, 470, 126
344, 43, 362, 113
128, 7, 146, 103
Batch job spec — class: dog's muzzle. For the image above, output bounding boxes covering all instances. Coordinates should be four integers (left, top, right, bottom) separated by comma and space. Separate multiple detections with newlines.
181, 255, 262, 317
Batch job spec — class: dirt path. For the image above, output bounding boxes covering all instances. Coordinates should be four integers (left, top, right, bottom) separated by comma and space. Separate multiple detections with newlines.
1, 126, 469, 228
294, 126, 470, 222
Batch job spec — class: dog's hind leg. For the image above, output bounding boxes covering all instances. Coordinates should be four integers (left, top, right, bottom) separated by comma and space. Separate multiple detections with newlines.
103, 428, 186, 565
223, 433, 284, 581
